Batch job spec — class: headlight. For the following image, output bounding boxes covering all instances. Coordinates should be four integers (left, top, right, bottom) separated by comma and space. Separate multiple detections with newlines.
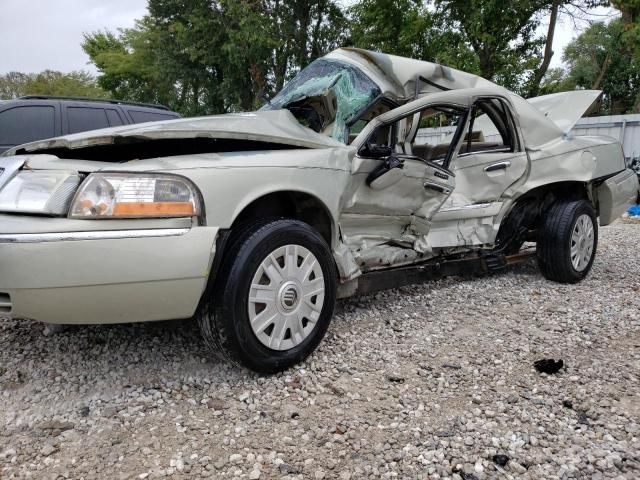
69, 173, 201, 219
0, 171, 82, 215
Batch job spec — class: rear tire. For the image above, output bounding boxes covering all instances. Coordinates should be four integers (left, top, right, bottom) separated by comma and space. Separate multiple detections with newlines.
537, 199, 598, 284
197, 219, 337, 373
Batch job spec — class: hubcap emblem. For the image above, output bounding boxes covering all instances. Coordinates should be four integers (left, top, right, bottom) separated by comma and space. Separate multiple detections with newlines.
282, 287, 298, 309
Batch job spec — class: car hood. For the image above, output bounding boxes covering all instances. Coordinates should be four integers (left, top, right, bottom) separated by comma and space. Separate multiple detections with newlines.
4, 109, 345, 157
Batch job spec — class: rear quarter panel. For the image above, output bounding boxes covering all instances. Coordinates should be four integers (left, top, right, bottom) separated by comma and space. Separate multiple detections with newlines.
523, 135, 625, 191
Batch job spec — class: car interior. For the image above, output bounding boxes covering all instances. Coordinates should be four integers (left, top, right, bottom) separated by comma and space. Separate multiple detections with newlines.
353, 98, 518, 166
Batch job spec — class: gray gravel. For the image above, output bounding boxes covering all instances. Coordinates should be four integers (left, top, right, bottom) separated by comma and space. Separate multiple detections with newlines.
1, 222, 639, 480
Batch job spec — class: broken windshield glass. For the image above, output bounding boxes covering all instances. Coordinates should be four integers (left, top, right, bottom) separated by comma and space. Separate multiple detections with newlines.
262, 59, 381, 143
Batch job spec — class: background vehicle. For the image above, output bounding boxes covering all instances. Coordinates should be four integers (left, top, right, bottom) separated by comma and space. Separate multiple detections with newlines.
0, 49, 637, 373
0, 96, 180, 154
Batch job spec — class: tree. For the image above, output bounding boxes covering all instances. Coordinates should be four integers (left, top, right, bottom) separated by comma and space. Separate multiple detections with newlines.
562, 19, 640, 113
83, 0, 347, 115
350, 0, 434, 59
0, 70, 106, 100
538, 67, 574, 94
348, 0, 479, 73
436, 1, 544, 82
434, 0, 609, 95
0, 72, 30, 99
349, 0, 607, 95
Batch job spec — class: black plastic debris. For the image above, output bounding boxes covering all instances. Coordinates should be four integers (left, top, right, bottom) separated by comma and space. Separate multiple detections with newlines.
492, 454, 510, 467
278, 464, 300, 475
533, 358, 564, 374
460, 473, 480, 480
453, 467, 480, 480
386, 373, 405, 383
577, 411, 590, 425
442, 364, 462, 370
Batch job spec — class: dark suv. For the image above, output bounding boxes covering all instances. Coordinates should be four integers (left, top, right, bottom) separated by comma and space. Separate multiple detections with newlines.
0, 96, 180, 154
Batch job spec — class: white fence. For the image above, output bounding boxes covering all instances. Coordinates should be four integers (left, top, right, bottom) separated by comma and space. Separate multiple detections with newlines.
416, 114, 640, 160
572, 114, 640, 160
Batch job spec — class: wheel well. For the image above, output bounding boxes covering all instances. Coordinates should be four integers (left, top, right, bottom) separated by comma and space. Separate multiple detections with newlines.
496, 181, 592, 251
231, 191, 333, 245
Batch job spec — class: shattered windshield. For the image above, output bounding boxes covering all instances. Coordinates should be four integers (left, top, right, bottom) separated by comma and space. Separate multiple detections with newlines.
262, 59, 381, 143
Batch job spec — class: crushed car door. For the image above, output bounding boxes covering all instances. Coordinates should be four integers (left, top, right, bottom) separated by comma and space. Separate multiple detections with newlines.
430, 97, 529, 245
339, 95, 470, 269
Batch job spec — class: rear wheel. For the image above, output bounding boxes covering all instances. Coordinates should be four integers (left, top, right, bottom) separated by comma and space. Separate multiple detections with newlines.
537, 199, 598, 283
197, 219, 337, 373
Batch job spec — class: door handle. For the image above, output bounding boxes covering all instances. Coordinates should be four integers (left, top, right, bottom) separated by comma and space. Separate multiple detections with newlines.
484, 161, 511, 172
424, 181, 451, 195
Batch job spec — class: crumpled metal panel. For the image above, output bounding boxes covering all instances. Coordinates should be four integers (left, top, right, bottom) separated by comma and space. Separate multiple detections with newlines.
329, 48, 606, 150
326, 48, 498, 101
3, 110, 344, 156
526, 90, 602, 133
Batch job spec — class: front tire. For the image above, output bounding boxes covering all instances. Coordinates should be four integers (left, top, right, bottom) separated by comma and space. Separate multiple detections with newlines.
537, 199, 598, 283
197, 219, 337, 373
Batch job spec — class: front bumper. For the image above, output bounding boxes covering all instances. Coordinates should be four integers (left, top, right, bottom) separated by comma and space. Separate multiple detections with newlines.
0, 220, 219, 324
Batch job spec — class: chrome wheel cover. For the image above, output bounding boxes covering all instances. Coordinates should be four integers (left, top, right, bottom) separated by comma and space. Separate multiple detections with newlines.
248, 244, 325, 351
571, 214, 595, 272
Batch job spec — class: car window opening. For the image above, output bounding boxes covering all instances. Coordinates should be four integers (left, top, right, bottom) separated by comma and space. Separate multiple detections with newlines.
262, 59, 382, 143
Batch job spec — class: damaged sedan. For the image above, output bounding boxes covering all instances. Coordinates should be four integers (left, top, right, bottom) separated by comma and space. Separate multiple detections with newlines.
0, 48, 638, 372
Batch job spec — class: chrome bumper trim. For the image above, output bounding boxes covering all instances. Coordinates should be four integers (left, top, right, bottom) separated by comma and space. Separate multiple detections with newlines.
0, 228, 190, 244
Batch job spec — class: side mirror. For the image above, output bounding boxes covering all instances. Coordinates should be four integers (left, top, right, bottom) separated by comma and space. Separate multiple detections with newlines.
366, 154, 405, 190
363, 143, 393, 159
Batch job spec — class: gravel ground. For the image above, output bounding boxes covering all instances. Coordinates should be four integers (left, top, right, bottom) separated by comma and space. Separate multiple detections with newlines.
1, 222, 639, 480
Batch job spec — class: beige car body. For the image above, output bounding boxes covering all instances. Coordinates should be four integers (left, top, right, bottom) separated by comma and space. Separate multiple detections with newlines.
0, 48, 637, 324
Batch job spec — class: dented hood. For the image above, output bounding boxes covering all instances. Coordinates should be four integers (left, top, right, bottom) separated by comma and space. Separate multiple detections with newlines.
5, 109, 344, 156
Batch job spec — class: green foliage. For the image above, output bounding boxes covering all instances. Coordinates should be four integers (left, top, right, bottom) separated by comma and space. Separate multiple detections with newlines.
611, 1, 640, 63
435, 0, 549, 88
0, 72, 29, 99
0, 70, 106, 100
79, 0, 638, 115
349, 0, 479, 73
562, 20, 640, 114
349, 0, 434, 59
538, 67, 575, 95
83, 0, 348, 115
351, 0, 610, 95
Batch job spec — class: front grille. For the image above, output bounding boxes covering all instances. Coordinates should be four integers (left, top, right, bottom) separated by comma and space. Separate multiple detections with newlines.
0, 292, 11, 314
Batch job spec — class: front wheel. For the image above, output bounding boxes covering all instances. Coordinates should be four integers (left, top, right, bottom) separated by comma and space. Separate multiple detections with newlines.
197, 219, 337, 373
537, 199, 598, 284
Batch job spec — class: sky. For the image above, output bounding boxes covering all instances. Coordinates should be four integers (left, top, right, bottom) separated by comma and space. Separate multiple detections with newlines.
0, 0, 619, 75
0, 0, 148, 74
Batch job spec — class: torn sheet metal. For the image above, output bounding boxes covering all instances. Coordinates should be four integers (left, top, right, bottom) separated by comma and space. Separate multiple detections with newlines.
426, 217, 497, 249
327, 48, 498, 101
